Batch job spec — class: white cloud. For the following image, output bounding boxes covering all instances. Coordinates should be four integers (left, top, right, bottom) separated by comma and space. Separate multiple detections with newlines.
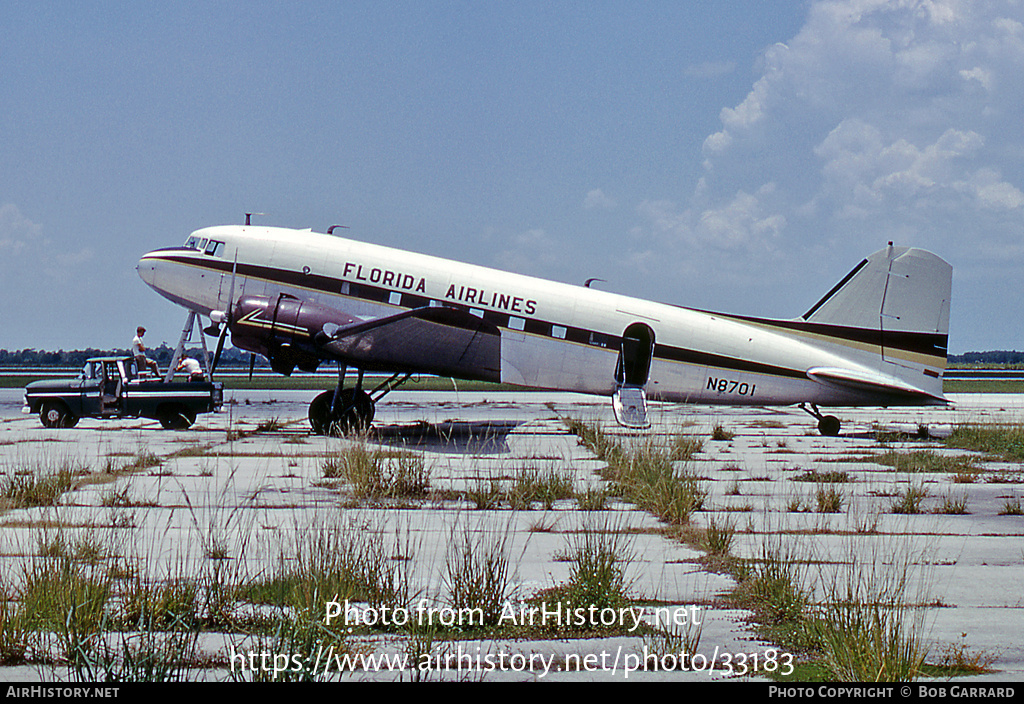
583, 188, 616, 210
963, 167, 1024, 210
0, 203, 93, 278
493, 228, 563, 276
0, 203, 43, 256
628, 0, 1024, 338
697, 184, 786, 251
958, 66, 993, 91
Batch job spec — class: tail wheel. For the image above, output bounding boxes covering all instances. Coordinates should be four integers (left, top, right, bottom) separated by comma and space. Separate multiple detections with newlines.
40, 402, 78, 429
817, 415, 841, 437
159, 405, 195, 430
309, 389, 375, 436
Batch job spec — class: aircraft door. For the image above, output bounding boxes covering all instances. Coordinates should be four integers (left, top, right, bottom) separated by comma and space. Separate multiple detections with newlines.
613, 323, 655, 428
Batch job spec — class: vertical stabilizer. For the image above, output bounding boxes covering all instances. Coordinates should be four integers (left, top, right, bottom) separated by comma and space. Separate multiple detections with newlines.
802, 245, 951, 399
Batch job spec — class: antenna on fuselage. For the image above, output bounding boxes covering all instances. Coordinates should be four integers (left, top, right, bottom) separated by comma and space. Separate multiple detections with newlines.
584, 278, 606, 288
244, 212, 266, 226
327, 224, 350, 235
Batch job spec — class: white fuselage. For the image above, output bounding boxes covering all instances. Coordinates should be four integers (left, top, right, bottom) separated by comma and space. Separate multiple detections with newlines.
138, 225, 941, 407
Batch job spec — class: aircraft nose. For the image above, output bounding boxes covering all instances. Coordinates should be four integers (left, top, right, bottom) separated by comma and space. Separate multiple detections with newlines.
137, 249, 176, 300
138, 248, 169, 292
137, 252, 157, 288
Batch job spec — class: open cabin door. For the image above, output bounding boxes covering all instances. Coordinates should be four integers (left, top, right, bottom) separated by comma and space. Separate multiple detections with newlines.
612, 323, 655, 429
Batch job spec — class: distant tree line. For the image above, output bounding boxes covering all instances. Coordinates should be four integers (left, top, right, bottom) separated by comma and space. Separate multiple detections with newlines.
0, 345, 267, 367
948, 351, 1024, 366
2, 346, 1020, 368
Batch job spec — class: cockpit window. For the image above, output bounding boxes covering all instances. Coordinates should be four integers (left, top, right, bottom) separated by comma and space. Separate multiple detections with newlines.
183, 236, 225, 257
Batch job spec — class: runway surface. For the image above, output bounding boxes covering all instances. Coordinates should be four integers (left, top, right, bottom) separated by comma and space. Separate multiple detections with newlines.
0, 389, 1021, 681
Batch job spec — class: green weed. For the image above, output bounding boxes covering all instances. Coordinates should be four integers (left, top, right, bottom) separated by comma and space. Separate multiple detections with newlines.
322, 443, 429, 501
545, 521, 635, 624
890, 484, 929, 514
998, 495, 1022, 516
443, 522, 516, 628
935, 492, 969, 515
711, 425, 735, 442
874, 450, 979, 474
944, 424, 1024, 462
816, 485, 845, 514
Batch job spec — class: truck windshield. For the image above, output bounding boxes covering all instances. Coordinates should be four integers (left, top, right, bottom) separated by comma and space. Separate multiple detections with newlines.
81, 362, 104, 380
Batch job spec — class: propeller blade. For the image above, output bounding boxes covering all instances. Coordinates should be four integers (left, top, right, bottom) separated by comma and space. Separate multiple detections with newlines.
211, 323, 228, 375
225, 252, 237, 323
249, 353, 256, 381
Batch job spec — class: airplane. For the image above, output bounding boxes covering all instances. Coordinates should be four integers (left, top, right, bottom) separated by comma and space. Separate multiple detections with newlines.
137, 221, 951, 436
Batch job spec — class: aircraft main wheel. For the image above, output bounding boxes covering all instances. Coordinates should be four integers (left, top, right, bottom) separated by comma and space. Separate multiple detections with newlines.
40, 402, 76, 429
159, 405, 195, 430
309, 389, 375, 436
817, 415, 841, 437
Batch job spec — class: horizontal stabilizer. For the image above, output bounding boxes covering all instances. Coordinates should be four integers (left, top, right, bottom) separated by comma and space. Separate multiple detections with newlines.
318, 306, 501, 382
806, 366, 946, 404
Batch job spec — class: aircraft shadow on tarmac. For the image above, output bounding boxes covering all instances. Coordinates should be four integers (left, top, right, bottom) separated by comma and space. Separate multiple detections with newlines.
369, 420, 523, 455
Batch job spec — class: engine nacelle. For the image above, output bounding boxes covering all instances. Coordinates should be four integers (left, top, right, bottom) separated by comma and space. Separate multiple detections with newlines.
229, 294, 360, 376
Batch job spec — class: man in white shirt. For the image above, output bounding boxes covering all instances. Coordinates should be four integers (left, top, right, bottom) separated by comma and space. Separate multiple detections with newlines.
132, 326, 160, 376
175, 355, 205, 382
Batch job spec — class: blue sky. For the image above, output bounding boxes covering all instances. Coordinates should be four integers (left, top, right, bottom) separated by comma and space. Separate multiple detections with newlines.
2, 1, 1022, 354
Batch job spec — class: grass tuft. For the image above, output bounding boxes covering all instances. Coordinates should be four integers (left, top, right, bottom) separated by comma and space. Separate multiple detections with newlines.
545, 521, 635, 623
944, 424, 1024, 462
322, 443, 429, 501
0, 458, 84, 508
443, 522, 516, 628
566, 418, 706, 525
807, 551, 931, 682
935, 492, 969, 515
700, 516, 736, 557
711, 424, 735, 442
816, 485, 846, 513
998, 495, 1022, 516
890, 484, 929, 514
874, 450, 979, 474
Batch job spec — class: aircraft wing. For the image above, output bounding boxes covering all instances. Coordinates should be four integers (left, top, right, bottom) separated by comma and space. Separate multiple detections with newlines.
316, 306, 502, 382
806, 367, 946, 404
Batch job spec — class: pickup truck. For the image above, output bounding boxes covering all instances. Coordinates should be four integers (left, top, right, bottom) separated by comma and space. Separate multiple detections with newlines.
23, 356, 223, 429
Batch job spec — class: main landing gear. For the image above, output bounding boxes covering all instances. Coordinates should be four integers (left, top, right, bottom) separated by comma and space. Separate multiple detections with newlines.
308, 364, 413, 436
799, 403, 842, 437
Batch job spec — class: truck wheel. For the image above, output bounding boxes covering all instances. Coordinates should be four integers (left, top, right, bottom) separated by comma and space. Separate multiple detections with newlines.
159, 405, 195, 430
40, 402, 76, 429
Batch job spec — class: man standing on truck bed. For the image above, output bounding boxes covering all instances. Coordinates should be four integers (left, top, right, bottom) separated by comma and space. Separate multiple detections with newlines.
132, 326, 160, 376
